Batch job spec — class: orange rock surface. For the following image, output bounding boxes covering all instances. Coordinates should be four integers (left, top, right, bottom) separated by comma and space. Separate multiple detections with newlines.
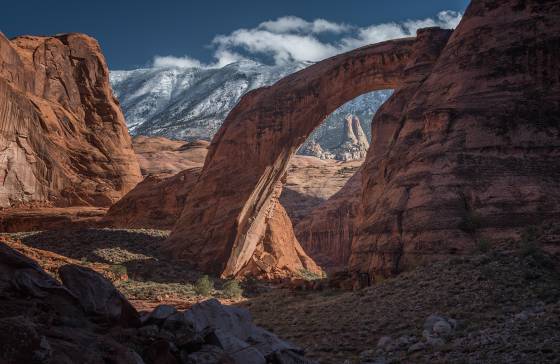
0, 32, 141, 208
133, 136, 209, 176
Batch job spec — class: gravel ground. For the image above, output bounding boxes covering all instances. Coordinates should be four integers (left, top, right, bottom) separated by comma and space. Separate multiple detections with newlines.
242, 247, 560, 364
6, 229, 560, 363
4, 228, 247, 305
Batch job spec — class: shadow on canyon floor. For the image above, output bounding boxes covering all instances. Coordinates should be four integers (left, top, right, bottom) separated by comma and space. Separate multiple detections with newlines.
6, 228, 202, 285
5, 229, 560, 364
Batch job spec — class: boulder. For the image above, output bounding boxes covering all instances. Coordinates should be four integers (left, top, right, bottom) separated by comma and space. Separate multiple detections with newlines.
59, 264, 139, 326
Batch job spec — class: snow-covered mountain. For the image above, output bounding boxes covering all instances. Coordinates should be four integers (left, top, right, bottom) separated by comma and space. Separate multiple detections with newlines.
110, 61, 392, 159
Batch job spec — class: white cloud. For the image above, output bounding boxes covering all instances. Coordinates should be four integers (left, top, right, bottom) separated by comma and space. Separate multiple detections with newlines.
213, 30, 338, 64
153, 55, 203, 69
258, 16, 350, 34
341, 10, 463, 50
151, 11, 462, 69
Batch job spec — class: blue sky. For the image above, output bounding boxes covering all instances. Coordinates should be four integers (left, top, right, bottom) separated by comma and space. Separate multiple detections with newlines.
1, 0, 469, 70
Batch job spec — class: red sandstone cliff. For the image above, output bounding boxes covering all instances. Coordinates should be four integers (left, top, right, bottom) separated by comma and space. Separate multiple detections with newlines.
295, 170, 362, 272
0, 33, 141, 208
350, 0, 560, 278
164, 0, 560, 281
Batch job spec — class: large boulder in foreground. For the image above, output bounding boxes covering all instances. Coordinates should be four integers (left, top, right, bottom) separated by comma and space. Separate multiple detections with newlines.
0, 32, 141, 208
0, 239, 315, 363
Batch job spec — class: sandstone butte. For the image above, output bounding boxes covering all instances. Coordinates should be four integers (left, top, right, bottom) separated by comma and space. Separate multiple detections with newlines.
164, 0, 560, 282
103, 137, 210, 229
0, 32, 141, 208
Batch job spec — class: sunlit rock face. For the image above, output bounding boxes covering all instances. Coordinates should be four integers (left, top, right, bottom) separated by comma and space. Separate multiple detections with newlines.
0, 32, 141, 208
163, 28, 450, 278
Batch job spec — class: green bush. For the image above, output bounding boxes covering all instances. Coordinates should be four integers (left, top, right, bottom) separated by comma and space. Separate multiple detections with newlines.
476, 238, 491, 253
298, 268, 325, 281
194, 275, 214, 296
110, 264, 128, 276
459, 211, 482, 234
222, 280, 243, 299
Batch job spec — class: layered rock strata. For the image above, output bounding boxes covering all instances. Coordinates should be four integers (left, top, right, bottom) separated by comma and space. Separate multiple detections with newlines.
295, 170, 362, 272
350, 0, 560, 278
0, 32, 141, 208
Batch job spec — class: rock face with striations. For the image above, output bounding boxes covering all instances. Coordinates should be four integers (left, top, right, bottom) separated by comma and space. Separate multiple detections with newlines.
164, 29, 451, 278
350, 0, 560, 278
0, 32, 141, 208
295, 170, 362, 272
103, 137, 209, 229
103, 168, 202, 229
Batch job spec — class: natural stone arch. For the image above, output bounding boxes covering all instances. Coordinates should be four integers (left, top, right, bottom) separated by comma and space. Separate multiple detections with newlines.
163, 28, 452, 277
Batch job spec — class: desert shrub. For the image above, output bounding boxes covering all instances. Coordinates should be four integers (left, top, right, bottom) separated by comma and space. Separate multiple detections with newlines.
110, 264, 128, 276
194, 275, 214, 296
222, 279, 243, 299
459, 211, 482, 234
299, 269, 325, 281
476, 238, 491, 253
336, 166, 358, 175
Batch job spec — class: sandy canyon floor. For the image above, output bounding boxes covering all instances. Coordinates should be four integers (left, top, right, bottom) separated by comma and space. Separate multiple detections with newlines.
2, 229, 559, 364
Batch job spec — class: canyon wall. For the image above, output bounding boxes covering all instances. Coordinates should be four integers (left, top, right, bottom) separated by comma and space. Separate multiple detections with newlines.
350, 0, 560, 278
295, 170, 362, 272
0, 33, 141, 208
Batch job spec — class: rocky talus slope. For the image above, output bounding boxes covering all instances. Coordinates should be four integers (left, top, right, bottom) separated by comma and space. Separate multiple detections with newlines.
244, 244, 560, 364
0, 32, 141, 208
0, 237, 316, 363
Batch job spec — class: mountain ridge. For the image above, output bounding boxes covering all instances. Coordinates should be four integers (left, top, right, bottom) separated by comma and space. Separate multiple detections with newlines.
110, 61, 392, 159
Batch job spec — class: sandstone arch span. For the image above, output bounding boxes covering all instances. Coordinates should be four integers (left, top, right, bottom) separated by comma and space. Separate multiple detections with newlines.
163, 28, 452, 278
